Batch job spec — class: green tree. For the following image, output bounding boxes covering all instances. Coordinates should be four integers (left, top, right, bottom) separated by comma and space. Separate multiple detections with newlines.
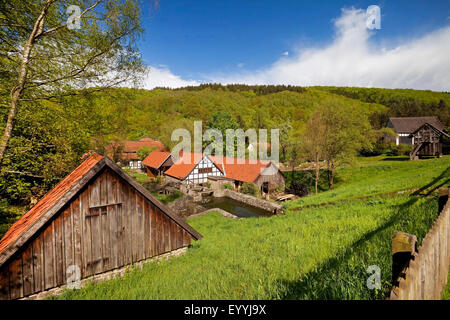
0, 100, 90, 202
205, 111, 238, 155
137, 145, 156, 160
240, 182, 258, 196
278, 120, 293, 163
0, 0, 146, 165
300, 112, 327, 194
318, 104, 373, 189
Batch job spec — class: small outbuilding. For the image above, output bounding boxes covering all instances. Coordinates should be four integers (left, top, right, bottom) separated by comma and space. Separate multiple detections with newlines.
386, 116, 448, 159
106, 137, 166, 169
0, 152, 201, 300
142, 151, 174, 178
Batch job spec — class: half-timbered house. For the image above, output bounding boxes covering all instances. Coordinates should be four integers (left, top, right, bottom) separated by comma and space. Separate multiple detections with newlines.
163, 152, 285, 193
164, 153, 224, 185
0, 153, 201, 300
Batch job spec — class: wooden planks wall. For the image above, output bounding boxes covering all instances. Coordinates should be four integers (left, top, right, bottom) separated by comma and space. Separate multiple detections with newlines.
0, 168, 194, 300
390, 191, 450, 300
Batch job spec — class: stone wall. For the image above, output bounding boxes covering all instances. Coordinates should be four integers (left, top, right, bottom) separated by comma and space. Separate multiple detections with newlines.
214, 189, 283, 214
168, 195, 206, 218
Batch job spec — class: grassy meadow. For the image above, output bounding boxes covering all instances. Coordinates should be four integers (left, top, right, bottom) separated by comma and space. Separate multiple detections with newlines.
53, 156, 449, 300
443, 270, 450, 300
284, 155, 450, 209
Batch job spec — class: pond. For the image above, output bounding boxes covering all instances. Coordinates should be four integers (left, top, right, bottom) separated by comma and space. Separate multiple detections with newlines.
202, 197, 272, 218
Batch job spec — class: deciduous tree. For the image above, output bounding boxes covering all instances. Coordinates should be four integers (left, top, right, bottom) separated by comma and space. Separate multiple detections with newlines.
0, 0, 146, 165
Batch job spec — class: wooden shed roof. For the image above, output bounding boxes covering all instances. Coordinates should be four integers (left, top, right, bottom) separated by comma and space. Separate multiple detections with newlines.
409, 122, 450, 137
209, 156, 275, 183
0, 153, 202, 267
388, 117, 444, 133
142, 151, 172, 169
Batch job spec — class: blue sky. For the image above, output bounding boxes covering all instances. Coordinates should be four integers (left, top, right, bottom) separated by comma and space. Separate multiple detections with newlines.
137, 1, 450, 90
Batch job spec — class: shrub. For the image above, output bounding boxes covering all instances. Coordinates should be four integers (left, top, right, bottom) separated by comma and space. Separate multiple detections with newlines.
221, 183, 234, 190
204, 182, 211, 188
240, 182, 258, 196
137, 146, 157, 160
287, 182, 310, 197
386, 144, 413, 156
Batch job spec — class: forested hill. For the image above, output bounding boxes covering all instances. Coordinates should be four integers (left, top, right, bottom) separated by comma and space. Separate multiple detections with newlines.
0, 85, 448, 205
314, 86, 450, 130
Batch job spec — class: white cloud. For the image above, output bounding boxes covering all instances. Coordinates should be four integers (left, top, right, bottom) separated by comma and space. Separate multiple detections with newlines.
282, 51, 289, 56
142, 66, 199, 89
207, 8, 450, 91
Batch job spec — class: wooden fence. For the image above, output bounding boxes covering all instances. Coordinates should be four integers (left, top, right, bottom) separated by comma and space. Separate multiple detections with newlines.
390, 190, 450, 300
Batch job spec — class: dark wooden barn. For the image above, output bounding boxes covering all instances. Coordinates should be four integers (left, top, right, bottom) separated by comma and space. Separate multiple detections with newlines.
0, 153, 201, 300
409, 123, 449, 159
386, 116, 448, 160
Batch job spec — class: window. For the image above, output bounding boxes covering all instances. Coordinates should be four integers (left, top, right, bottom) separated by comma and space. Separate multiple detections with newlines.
198, 167, 212, 174
87, 203, 121, 217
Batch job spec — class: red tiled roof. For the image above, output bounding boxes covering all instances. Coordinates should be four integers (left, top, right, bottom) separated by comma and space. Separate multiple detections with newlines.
0, 153, 103, 255
210, 156, 272, 183
142, 151, 172, 169
107, 138, 166, 161
164, 152, 275, 183
164, 153, 214, 180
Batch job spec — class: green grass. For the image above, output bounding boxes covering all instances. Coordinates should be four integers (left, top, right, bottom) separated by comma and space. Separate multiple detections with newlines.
54, 194, 438, 300
443, 269, 450, 300
150, 190, 182, 205
51, 156, 447, 300
284, 155, 449, 210
125, 170, 182, 204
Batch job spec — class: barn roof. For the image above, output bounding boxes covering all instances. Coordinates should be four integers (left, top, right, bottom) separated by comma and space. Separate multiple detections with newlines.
0, 153, 201, 267
410, 122, 450, 137
142, 151, 172, 169
107, 138, 166, 161
388, 117, 444, 133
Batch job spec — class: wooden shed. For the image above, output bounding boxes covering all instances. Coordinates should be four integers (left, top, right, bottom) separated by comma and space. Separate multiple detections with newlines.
409, 123, 449, 159
0, 153, 201, 300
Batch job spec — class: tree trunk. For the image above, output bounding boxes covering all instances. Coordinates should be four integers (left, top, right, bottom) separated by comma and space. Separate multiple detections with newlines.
328, 162, 335, 189
0, 0, 52, 166
314, 153, 320, 194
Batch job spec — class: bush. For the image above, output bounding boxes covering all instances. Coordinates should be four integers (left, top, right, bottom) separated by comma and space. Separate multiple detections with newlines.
221, 183, 234, 190
287, 182, 310, 197
360, 142, 391, 156
0, 199, 25, 238
240, 182, 258, 196
386, 144, 413, 156
137, 146, 156, 161
204, 182, 211, 188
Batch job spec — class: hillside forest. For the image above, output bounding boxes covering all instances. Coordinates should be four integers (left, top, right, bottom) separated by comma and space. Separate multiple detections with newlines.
0, 84, 449, 209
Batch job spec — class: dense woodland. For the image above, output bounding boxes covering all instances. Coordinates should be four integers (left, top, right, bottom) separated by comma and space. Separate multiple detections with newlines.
0, 84, 449, 212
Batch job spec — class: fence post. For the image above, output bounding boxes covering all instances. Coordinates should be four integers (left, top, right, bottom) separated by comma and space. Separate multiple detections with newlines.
424, 234, 433, 300
392, 231, 417, 286
439, 219, 446, 298
389, 191, 450, 300
432, 228, 440, 299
